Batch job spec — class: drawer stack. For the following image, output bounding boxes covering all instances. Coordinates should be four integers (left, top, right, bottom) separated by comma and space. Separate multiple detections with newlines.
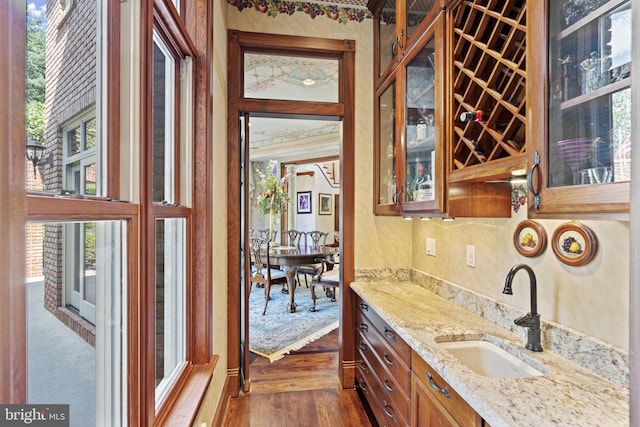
355, 294, 411, 426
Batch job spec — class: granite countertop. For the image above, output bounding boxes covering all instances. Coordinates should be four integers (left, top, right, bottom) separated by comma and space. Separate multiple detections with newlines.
351, 280, 629, 427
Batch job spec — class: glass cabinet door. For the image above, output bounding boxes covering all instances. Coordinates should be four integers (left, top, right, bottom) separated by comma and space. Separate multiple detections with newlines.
548, 0, 631, 188
377, 0, 397, 78
404, 38, 436, 204
376, 80, 397, 212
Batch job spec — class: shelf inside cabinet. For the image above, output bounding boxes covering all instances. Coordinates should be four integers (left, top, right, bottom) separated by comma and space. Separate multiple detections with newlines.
451, 0, 527, 174
560, 76, 630, 110
559, 0, 628, 39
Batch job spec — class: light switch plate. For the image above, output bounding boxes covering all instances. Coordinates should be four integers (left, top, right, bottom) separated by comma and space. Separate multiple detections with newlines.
426, 238, 436, 256
466, 245, 476, 267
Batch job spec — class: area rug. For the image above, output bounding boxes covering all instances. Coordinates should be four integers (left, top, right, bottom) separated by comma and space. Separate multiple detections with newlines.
249, 279, 339, 362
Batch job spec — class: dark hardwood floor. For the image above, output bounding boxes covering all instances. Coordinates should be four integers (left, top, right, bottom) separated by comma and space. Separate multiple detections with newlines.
223, 329, 374, 426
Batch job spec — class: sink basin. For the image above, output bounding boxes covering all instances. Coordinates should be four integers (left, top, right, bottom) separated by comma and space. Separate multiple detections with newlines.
437, 338, 547, 379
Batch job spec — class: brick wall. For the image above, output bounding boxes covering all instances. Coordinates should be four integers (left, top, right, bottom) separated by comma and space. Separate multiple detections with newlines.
41, 0, 98, 346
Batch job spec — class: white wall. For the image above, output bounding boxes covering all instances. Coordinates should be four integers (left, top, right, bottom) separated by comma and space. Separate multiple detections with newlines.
292, 163, 339, 244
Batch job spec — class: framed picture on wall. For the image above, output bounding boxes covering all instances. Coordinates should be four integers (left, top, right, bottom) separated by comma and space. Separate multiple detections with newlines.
319, 193, 332, 215
297, 191, 312, 214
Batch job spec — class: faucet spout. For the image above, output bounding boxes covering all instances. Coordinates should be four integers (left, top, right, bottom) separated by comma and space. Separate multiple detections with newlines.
503, 264, 543, 352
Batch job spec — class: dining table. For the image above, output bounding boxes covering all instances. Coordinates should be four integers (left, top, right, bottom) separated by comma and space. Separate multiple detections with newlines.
265, 245, 338, 313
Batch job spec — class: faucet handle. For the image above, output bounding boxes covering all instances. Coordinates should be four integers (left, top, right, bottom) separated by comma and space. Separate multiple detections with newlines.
514, 313, 537, 328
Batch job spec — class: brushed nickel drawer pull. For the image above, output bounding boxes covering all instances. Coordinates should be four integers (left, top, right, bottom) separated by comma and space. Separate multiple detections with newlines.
427, 371, 451, 398
383, 327, 397, 341
359, 323, 369, 332
383, 377, 395, 394
383, 400, 397, 423
360, 302, 368, 311
383, 352, 396, 369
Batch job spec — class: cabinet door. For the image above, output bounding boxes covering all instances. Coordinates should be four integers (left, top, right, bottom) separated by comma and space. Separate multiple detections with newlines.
375, 0, 399, 80
374, 76, 400, 215
402, 13, 446, 214
528, 0, 631, 216
411, 373, 460, 427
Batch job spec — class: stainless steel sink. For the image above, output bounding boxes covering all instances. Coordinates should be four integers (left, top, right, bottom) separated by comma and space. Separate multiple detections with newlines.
437, 337, 547, 379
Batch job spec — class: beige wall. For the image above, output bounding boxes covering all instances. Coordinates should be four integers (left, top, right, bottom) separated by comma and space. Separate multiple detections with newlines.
412, 207, 630, 350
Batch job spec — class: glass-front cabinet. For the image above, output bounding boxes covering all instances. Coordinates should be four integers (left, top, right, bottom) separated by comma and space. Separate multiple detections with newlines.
528, 0, 632, 216
371, 0, 439, 83
374, 11, 446, 215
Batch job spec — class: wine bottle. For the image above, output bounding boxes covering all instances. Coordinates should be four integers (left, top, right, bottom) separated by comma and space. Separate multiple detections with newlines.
459, 110, 486, 123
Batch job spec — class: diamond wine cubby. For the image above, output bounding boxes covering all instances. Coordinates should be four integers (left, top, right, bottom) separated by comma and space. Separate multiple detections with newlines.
451, 0, 527, 174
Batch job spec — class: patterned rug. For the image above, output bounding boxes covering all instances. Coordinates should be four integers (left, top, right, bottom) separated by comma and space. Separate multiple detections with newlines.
249, 278, 339, 362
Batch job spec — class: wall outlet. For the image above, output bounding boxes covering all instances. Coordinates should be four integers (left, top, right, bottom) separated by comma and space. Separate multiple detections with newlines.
466, 245, 476, 268
426, 238, 436, 256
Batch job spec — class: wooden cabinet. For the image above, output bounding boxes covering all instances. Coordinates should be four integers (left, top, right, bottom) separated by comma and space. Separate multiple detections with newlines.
411, 351, 484, 427
527, 0, 632, 217
373, 10, 448, 216
355, 294, 411, 426
369, 0, 443, 84
371, 1, 516, 218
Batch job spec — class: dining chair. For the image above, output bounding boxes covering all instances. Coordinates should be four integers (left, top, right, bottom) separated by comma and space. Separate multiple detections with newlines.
298, 231, 329, 287
257, 229, 278, 242
249, 236, 288, 315
306, 230, 328, 249
283, 229, 303, 247
309, 255, 340, 312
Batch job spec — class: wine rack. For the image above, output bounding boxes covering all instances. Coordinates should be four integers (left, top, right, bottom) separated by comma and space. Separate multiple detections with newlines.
450, 0, 527, 173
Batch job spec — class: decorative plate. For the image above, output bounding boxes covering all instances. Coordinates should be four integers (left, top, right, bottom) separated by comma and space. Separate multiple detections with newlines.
551, 222, 598, 266
513, 220, 547, 257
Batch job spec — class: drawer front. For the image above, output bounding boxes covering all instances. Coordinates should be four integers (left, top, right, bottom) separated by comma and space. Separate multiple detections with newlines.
357, 351, 409, 427
356, 296, 411, 362
358, 332, 410, 422
356, 309, 411, 391
411, 350, 477, 427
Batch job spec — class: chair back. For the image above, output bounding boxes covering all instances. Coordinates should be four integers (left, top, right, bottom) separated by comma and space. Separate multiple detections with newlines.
306, 231, 328, 249
249, 236, 274, 284
283, 229, 303, 246
257, 229, 277, 242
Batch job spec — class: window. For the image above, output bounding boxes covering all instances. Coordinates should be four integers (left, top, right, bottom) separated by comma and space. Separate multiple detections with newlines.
3, 1, 209, 424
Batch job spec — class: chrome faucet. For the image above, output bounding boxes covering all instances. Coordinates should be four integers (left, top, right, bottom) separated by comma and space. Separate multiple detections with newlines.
503, 264, 543, 352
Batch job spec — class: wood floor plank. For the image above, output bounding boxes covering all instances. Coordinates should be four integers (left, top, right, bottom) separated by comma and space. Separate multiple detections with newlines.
223, 330, 373, 426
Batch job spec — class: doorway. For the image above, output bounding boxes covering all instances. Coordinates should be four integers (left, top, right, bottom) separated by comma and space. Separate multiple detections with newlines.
227, 31, 356, 395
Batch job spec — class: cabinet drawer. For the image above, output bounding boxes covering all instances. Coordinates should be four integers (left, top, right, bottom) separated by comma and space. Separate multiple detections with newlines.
357, 332, 410, 423
411, 350, 478, 427
357, 352, 409, 427
356, 310, 411, 392
356, 296, 411, 363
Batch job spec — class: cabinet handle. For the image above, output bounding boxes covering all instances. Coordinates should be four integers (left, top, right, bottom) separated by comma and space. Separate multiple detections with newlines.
383, 401, 397, 423
359, 323, 369, 332
383, 327, 396, 341
427, 371, 451, 399
358, 377, 369, 395
359, 302, 368, 311
357, 359, 369, 374
359, 342, 368, 352
383, 352, 396, 369
527, 150, 541, 210
383, 377, 396, 394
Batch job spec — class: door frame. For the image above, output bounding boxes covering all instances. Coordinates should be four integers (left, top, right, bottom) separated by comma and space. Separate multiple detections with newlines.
226, 30, 356, 396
